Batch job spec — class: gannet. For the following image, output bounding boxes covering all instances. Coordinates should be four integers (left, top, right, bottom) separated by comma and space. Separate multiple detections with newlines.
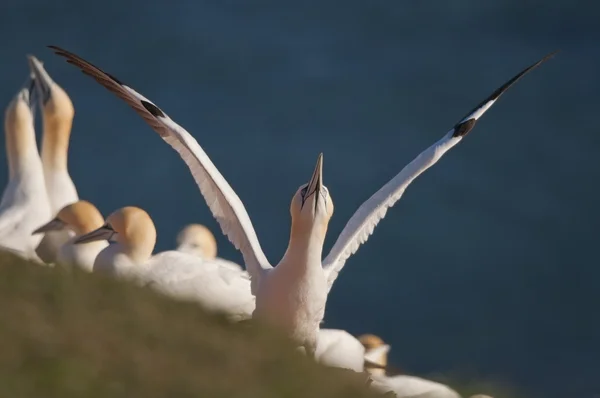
176, 223, 244, 271
50, 46, 556, 355
74, 206, 256, 320
32, 200, 107, 271
0, 74, 52, 260
28, 55, 79, 263
359, 334, 461, 398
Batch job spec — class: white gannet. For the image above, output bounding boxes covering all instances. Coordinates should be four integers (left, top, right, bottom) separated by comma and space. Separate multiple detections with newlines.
0, 74, 52, 259
315, 328, 365, 372
176, 223, 244, 271
74, 206, 256, 321
28, 55, 79, 263
32, 200, 107, 271
359, 334, 461, 398
50, 46, 555, 355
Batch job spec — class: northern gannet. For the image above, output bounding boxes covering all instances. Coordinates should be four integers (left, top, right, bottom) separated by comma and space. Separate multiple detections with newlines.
28, 56, 79, 263
74, 206, 256, 321
0, 74, 51, 259
176, 223, 244, 271
32, 200, 107, 271
50, 46, 556, 356
359, 334, 461, 398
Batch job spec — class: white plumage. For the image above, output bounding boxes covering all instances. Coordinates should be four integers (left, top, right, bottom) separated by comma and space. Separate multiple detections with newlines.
75, 206, 256, 321
28, 55, 79, 263
0, 73, 52, 260
51, 46, 555, 356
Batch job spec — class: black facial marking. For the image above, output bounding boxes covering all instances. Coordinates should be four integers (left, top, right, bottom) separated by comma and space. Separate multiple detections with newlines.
452, 118, 477, 138
300, 186, 308, 209
141, 100, 165, 118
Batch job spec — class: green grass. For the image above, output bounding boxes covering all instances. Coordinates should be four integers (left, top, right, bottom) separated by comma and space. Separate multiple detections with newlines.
0, 252, 385, 398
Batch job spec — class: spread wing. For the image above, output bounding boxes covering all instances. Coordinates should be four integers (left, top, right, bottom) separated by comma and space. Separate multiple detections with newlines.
322, 51, 557, 293
49, 46, 272, 294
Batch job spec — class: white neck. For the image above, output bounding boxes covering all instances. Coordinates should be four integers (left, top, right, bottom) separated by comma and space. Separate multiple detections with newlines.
279, 220, 326, 274
5, 121, 43, 181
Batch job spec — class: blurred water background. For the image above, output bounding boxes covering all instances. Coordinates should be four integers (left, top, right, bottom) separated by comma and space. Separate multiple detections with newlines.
0, 1, 598, 396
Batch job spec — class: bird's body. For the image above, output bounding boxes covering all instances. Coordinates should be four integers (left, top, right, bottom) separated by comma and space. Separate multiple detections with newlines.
254, 255, 328, 351
0, 75, 52, 259
315, 329, 365, 372
369, 375, 461, 398
52, 46, 555, 355
140, 250, 255, 320
57, 237, 107, 271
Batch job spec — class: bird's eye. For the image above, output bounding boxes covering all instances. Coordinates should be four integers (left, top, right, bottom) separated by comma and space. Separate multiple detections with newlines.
300, 186, 308, 197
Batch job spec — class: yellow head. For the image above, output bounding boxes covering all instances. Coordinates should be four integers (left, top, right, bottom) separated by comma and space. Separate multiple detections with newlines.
358, 334, 390, 375
289, 153, 334, 242
33, 200, 104, 236
74, 206, 157, 264
176, 223, 217, 259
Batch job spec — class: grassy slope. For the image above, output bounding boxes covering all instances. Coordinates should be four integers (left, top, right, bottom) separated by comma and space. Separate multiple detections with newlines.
0, 252, 384, 398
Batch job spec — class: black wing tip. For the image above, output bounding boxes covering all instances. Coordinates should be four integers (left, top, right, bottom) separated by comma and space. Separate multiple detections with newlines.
452, 50, 558, 136
542, 49, 560, 61
141, 100, 165, 118
487, 50, 557, 102
47, 44, 125, 86
451, 118, 477, 138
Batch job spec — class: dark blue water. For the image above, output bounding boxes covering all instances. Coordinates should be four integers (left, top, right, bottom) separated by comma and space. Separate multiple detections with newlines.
1, 1, 598, 396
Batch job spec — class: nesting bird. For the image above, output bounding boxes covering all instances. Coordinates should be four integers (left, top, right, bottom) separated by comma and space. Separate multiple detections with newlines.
74, 206, 256, 321
176, 223, 244, 271
32, 200, 107, 271
315, 329, 366, 372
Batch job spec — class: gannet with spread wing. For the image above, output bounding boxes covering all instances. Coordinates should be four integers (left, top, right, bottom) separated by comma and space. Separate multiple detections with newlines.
50, 46, 555, 355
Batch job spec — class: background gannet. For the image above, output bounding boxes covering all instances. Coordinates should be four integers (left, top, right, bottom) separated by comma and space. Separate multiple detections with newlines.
75, 206, 256, 321
28, 55, 79, 263
359, 334, 391, 377
176, 223, 244, 271
0, 74, 51, 259
32, 200, 107, 271
50, 46, 555, 356
360, 334, 461, 398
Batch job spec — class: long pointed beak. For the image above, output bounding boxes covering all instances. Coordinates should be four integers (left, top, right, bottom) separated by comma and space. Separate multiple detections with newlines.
32, 217, 66, 235
306, 153, 323, 211
27, 55, 53, 105
15, 73, 37, 117
73, 224, 116, 244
